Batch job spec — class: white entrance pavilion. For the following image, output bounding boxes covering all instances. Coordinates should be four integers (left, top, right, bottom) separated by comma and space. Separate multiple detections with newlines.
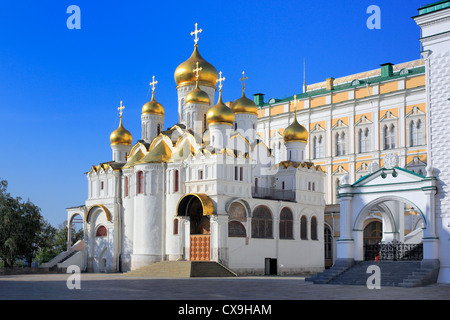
336, 155, 439, 272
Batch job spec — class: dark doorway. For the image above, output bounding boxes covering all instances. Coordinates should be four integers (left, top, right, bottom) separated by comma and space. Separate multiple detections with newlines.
265, 258, 277, 275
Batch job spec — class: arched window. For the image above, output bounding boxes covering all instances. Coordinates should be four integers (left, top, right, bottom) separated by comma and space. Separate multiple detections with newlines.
359, 128, 370, 153
96, 225, 107, 237
157, 124, 161, 135
251, 206, 273, 239
300, 215, 308, 240
311, 216, 318, 240
336, 132, 346, 156
410, 119, 424, 146
228, 221, 246, 237
174, 170, 179, 192
313, 135, 324, 159
137, 171, 144, 194
228, 202, 247, 237
279, 207, 293, 239
384, 124, 396, 150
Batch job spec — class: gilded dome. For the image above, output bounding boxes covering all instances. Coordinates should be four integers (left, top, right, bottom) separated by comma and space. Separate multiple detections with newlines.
142, 92, 164, 115
186, 81, 210, 105
174, 45, 218, 87
206, 92, 235, 126
231, 91, 258, 115
110, 117, 133, 146
283, 113, 308, 143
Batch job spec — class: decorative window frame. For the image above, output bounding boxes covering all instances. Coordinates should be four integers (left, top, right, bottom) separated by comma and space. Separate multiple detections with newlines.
355, 115, 372, 153
379, 111, 398, 150
310, 123, 326, 159
331, 120, 348, 157
405, 106, 426, 147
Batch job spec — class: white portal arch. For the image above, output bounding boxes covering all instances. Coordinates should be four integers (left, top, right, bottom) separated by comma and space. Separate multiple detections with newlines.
336, 166, 438, 264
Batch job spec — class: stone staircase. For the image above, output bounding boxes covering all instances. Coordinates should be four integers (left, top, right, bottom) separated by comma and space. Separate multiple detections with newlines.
124, 261, 237, 278
307, 261, 439, 287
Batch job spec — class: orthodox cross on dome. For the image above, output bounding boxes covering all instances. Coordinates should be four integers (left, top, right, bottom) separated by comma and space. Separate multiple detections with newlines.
193, 62, 203, 81
149, 75, 158, 93
118, 100, 125, 118
216, 71, 226, 91
240, 71, 248, 92
190, 23, 203, 45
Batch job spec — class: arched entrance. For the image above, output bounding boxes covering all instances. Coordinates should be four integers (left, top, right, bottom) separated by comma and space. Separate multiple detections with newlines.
177, 194, 215, 261
336, 165, 438, 265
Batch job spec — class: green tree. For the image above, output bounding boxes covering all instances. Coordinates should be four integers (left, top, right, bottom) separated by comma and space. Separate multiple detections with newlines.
0, 178, 54, 267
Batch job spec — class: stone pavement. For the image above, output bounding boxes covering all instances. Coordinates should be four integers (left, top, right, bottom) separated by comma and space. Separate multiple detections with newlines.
0, 273, 449, 300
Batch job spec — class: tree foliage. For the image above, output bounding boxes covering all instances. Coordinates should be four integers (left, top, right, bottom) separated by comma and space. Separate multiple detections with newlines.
0, 178, 65, 267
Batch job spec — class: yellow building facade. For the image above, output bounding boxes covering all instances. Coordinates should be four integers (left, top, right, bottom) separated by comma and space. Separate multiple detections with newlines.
256, 59, 426, 204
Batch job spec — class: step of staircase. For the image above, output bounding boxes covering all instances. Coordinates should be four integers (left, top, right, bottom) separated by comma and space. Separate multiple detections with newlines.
327, 261, 421, 286
307, 260, 438, 287
124, 261, 237, 278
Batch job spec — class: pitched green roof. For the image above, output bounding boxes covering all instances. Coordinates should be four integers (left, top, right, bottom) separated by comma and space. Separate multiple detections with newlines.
257, 65, 425, 108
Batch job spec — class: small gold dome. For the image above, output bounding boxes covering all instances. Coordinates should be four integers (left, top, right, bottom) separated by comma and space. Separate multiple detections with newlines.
142, 92, 164, 115
206, 92, 235, 126
283, 113, 308, 143
110, 117, 132, 146
231, 91, 258, 115
186, 81, 210, 105
174, 45, 218, 88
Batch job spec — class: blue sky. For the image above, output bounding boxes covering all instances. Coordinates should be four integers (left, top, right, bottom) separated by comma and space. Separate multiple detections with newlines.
0, 0, 428, 227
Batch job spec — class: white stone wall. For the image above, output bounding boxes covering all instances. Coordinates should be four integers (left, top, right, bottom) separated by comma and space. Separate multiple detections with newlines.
415, 6, 450, 283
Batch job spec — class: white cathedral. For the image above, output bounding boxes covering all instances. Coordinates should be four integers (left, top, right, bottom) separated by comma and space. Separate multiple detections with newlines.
65, 25, 326, 275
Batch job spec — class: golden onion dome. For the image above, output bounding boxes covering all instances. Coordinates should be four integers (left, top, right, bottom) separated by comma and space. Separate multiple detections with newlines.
283, 112, 308, 143
142, 92, 164, 116
174, 45, 218, 87
231, 91, 258, 115
206, 91, 235, 126
186, 81, 210, 105
110, 117, 133, 146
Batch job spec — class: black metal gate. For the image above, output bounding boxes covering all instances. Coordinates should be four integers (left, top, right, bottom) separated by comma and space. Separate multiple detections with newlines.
364, 243, 423, 261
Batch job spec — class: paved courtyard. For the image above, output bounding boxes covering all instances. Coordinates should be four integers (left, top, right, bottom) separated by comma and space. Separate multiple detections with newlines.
0, 273, 449, 300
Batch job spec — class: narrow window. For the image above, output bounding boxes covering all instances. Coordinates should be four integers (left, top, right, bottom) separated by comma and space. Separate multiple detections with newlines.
300, 216, 308, 240
239, 167, 243, 181
137, 171, 144, 194
311, 216, 318, 240
174, 170, 179, 192
173, 219, 178, 235
124, 176, 129, 197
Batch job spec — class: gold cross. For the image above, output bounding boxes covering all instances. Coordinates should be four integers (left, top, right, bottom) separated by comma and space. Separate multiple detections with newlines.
190, 23, 202, 45
240, 71, 248, 91
216, 71, 225, 91
193, 62, 203, 81
149, 75, 158, 93
118, 101, 125, 117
